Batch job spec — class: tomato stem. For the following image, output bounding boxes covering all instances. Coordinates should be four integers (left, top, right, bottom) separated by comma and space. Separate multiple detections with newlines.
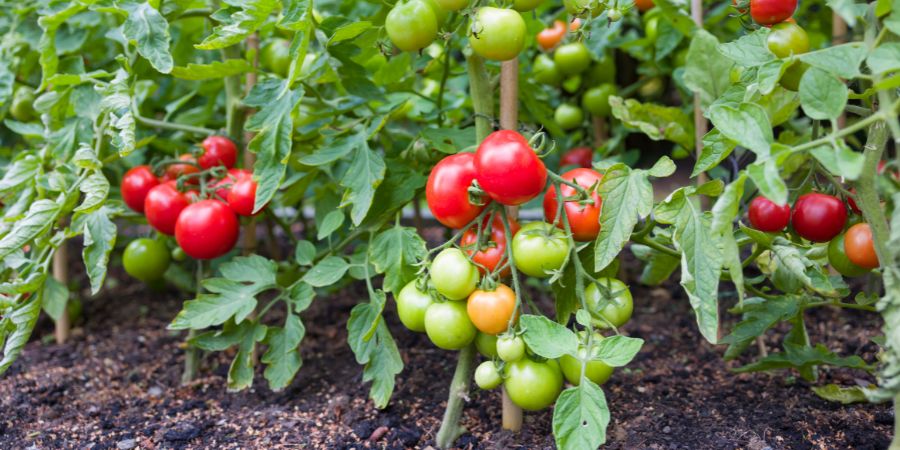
181, 260, 203, 385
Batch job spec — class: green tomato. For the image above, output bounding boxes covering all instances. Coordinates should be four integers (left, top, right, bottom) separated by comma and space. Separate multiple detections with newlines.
559, 336, 614, 386
563, 0, 604, 16
503, 358, 563, 410
469, 7, 526, 61
644, 17, 659, 42
767, 22, 810, 58
638, 77, 664, 99
496, 335, 526, 362
513, 0, 542, 11
123, 238, 170, 282
561, 75, 582, 94
554, 42, 592, 75
780, 62, 808, 92
424, 301, 477, 350
582, 83, 615, 117
421, 0, 449, 23
587, 59, 616, 85
396, 280, 435, 332
512, 222, 570, 278
171, 246, 187, 262
430, 248, 479, 300
260, 38, 291, 77
474, 361, 503, 389
475, 332, 499, 358
554, 103, 584, 130
435, 0, 469, 11
533, 54, 562, 85
828, 234, 870, 277
10, 86, 36, 122
386, 0, 439, 52
671, 147, 690, 159
585, 278, 633, 328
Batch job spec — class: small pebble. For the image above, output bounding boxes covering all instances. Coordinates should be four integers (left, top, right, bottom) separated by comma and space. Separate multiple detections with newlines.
116, 439, 136, 450
662, 426, 671, 434
147, 386, 163, 398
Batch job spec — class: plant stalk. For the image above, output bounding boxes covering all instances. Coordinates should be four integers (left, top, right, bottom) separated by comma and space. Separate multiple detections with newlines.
181, 260, 203, 385
52, 239, 69, 345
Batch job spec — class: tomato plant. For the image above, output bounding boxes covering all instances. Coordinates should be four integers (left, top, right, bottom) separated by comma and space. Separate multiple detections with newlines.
475, 130, 548, 206
175, 200, 240, 260
792, 193, 848, 243
123, 238, 170, 283
469, 7, 527, 62
747, 196, 791, 232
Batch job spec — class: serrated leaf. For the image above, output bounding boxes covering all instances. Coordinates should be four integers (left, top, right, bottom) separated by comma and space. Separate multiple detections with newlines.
0, 295, 41, 375
75, 172, 109, 213
810, 141, 864, 181
812, 384, 871, 404
227, 321, 267, 391
170, 59, 253, 80
340, 136, 385, 225
347, 290, 402, 408
122, 3, 173, 73
195, 0, 278, 50
263, 313, 305, 391
369, 226, 427, 294
609, 97, 694, 150
734, 342, 870, 374
552, 381, 610, 450
594, 165, 653, 271
593, 335, 643, 367
40, 276, 68, 322
683, 30, 733, 108
717, 29, 774, 67
798, 43, 866, 79
0, 200, 61, 260
0, 155, 40, 193
82, 209, 117, 295
708, 102, 773, 157
747, 160, 788, 206
328, 22, 372, 46
520, 315, 578, 359
694, 130, 737, 177
673, 201, 721, 344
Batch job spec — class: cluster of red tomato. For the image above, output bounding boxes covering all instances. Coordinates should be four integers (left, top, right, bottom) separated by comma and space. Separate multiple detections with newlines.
393, 130, 635, 410
748, 191, 880, 277
744, 0, 809, 91
120, 136, 260, 274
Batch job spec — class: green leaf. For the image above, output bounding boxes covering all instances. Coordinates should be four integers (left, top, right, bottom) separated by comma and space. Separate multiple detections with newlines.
195, 0, 278, 50
420, 128, 478, 154
317, 210, 345, 240
867, 43, 900, 75
647, 156, 676, 178
170, 59, 253, 80
0, 200, 61, 261
747, 160, 788, 206
694, 130, 737, 177
287, 281, 315, 312
369, 226, 427, 294
262, 313, 305, 391
122, 3, 173, 74
683, 30, 733, 108
799, 68, 848, 121
281, 0, 313, 30
734, 342, 870, 374
722, 297, 799, 346
41, 277, 69, 322
302, 256, 349, 287
827, 0, 867, 27
339, 135, 385, 225
593, 165, 653, 271
328, 22, 372, 46
347, 290, 402, 408
552, 381, 610, 450
0, 155, 40, 193
294, 240, 316, 266
37, 3, 85, 89
0, 295, 41, 375
227, 321, 267, 391
810, 141, 864, 181
74, 172, 109, 213
717, 29, 774, 67
520, 315, 579, 359
593, 335, 643, 367
708, 102, 773, 157
81, 209, 117, 295
812, 384, 871, 404
673, 200, 721, 344
100, 71, 136, 156
798, 43, 866, 79
636, 245, 680, 286
609, 97, 694, 150
757, 60, 787, 95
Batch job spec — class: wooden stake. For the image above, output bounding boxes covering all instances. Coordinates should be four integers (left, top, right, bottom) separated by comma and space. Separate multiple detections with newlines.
592, 116, 607, 147
53, 241, 69, 345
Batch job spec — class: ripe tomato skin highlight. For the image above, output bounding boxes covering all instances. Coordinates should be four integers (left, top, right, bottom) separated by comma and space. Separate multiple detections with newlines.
121, 165, 160, 213
469, 7, 527, 61
199, 136, 238, 169
747, 196, 791, 232
144, 182, 190, 236
560, 147, 593, 169
537, 20, 566, 51
844, 223, 879, 269
123, 238, 170, 282
424, 301, 478, 350
791, 193, 847, 243
430, 248, 480, 300
543, 168, 603, 241
827, 233, 869, 277
386, 0, 438, 52
475, 130, 548, 206
426, 153, 487, 229
460, 214, 519, 275
503, 358, 563, 411
227, 177, 260, 216
396, 281, 434, 332
750, 0, 797, 25
467, 283, 517, 335
175, 200, 240, 260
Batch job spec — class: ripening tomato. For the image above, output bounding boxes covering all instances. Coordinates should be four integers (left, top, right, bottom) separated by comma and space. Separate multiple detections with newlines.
121, 165, 160, 213
766, 22, 809, 58
10, 85, 36, 122
750, 0, 797, 25
560, 147, 593, 169
165, 154, 200, 182
469, 7, 526, 61
543, 168, 603, 241
844, 223, 879, 269
634, 0, 654, 12
123, 238, 170, 282
497, 334, 526, 362
386, 0, 438, 52
426, 153, 487, 229
512, 222, 570, 277
475, 361, 503, 390
791, 193, 847, 243
459, 214, 520, 275
569, 18, 582, 31
503, 358, 563, 411
174, 200, 240, 260
554, 42, 592, 75
554, 103, 584, 130
467, 283, 517, 335
474, 130, 548, 206
748, 196, 791, 232
582, 83, 616, 117
585, 278, 633, 328
227, 177, 260, 216
424, 301, 478, 350
533, 54, 563, 85
827, 233, 869, 277
537, 20, 567, 51
396, 281, 435, 332
198, 136, 238, 169
144, 182, 190, 235
430, 248, 480, 300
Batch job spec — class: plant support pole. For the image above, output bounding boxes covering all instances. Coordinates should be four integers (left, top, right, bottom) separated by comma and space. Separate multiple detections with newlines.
499, 58, 524, 433
435, 54, 494, 449
53, 240, 69, 344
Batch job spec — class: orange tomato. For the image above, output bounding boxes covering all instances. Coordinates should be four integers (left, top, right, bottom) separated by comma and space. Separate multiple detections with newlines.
537, 20, 567, 51
634, 0, 653, 12
569, 18, 581, 32
844, 223, 879, 269
467, 283, 517, 335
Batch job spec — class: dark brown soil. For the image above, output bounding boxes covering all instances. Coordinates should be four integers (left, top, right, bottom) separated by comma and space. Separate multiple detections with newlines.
0, 262, 892, 450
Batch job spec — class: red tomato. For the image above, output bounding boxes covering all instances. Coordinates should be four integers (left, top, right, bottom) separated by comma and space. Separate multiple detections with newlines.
198, 136, 238, 169
175, 200, 240, 260
750, 0, 797, 25
165, 154, 200, 182
144, 182, 190, 236
460, 213, 520, 275
121, 165, 159, 213
844, 223, 879, 269
634, 0, 653, 12
560, 147, 593, 169
228, 177, 261, 216
426, 153, 488, 229
210, 168, 252, 200
747, 196, 791, 232
791, 193, 847, 242
543, 168, 603, 241
474, 130, 548, 206
537, 21, 566, 51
